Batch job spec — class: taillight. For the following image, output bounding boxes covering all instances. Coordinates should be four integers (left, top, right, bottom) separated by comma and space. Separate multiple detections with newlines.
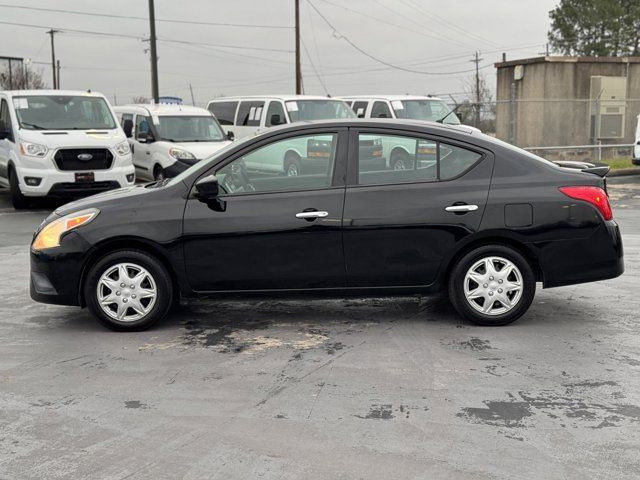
559, 186, 612, 221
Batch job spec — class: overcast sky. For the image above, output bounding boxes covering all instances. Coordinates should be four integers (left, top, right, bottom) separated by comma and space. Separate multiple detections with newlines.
0, 0, 558, 106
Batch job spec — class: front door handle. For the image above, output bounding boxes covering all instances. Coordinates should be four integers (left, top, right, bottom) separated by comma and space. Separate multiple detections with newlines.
295, 211, 329, 219
445, 204, 478, 212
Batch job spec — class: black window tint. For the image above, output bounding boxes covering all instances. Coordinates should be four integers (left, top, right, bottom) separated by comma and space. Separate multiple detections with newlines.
357, 134, 437, 185
371, 101, 392, 118
208, 101, 238, 126
439, 143, 482, 180
120, 113, 133, 127
237, 101, 265, 127
265, 101, 287, 127
352, 101, 368, 118
217, 133, 338, 195
0, 100, 11, 133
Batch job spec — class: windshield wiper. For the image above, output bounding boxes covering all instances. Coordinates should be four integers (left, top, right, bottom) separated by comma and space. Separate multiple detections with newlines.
436, 105, 460, 124
20, 122, 46, 130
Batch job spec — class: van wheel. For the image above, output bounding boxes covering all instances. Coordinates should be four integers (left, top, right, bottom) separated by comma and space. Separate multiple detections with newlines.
283, 152, 301, 176
8, 167, 29, 210
84, 250, 173, 331
390, 150, 413, 170
153, 165, 165, 181
448, 245, 536, 326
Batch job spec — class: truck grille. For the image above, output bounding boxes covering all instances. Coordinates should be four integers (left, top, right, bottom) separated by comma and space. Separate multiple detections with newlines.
54, 148, 113, 171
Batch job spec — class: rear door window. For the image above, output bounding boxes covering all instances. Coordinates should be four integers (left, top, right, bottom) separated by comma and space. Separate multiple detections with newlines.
352, 101, 368, 118
208, 101, 238, 126
237, 101, 265, 127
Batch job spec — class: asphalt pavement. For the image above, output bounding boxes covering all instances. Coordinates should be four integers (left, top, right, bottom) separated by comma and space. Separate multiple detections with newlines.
0, 176, 639, 479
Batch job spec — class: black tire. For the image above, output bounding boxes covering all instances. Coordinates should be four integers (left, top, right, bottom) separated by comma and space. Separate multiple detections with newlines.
84, 249, 173, 331
448, 244, 536, 326
153, 165, 165, 181
390, 149, 413, 170
283, 152, 301, 176
8, 167, 29, 210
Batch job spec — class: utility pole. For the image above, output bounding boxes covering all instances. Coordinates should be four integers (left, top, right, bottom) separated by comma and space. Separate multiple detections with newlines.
56, 60, 61, 89
189, 83, 195, 106
47, 29, 60, 89
148, 0, 160, 103
295, 0, 301, 94
470, 51, 483, 129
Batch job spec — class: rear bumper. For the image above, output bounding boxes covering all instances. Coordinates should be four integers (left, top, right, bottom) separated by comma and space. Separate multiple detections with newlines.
536, 221, 624, 288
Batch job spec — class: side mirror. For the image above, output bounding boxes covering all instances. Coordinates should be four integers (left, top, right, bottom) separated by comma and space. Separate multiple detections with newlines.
195, 174, 219, 200
122, 119, 133, 138
270, 114, 284, 126
226, 130, 235, 141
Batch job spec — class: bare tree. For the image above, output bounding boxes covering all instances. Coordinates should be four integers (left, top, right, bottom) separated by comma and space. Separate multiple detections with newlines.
457, 73, 496, 133
132, 96, 150, 104
0, 65, 47, 90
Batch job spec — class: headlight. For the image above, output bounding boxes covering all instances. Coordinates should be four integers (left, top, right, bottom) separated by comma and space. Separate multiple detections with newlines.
115, 141, 131, 156
20, 142, 48, 157
169, 148, 196, 160
32, 208, 99, 251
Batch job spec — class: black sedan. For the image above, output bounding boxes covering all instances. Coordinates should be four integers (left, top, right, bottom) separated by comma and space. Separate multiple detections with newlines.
30, 120, 624, 331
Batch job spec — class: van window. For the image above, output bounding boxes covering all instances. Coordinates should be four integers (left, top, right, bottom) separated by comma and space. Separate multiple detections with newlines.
208, 101, 238, 126
285, 100, 355, 122
265, 101, 287, 127
119, 113, 133, 127
352, 101, 368, 118
13, 95, 117, 130
135, 114, 151, 139
237, 101, 264, 127
371, 101, 392, 118
0, 99, 13, 141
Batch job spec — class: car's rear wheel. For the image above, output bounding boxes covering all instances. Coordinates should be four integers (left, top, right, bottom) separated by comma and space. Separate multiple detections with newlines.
448, 245, 536, 326
390, 149, 413, 170
283, 152, 301, 176
84, 250, 173, 331
8, 167, 29, 210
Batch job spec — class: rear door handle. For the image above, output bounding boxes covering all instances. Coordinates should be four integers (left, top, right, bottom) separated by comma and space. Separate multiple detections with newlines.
445, 204, 478, 212
295, 211, 329, 219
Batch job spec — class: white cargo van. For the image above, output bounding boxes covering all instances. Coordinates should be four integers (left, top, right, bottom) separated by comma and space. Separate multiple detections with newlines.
206, 95, 355, 140
0, 90, 134, 209
113, 104, 232, 181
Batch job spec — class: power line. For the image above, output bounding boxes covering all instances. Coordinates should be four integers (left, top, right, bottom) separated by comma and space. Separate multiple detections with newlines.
301, 38, 328, 95
0, 3, 292, 29
307, 1, 488, 76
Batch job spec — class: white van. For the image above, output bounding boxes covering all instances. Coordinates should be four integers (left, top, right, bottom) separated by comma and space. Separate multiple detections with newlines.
0, 90, 134, 209
634, 114, 640, 166
113, 104, 232, 181
206, 95, 356, 140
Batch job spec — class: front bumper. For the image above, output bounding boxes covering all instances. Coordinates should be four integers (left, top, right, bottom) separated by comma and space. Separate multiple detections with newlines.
17, 162, 135, 197
30, 231, 91, 307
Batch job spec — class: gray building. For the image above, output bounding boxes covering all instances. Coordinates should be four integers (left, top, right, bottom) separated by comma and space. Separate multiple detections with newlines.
495, 56, 640, 155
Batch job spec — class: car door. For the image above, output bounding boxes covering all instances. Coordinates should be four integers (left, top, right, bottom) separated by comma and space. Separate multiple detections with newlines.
182, 128, 348, 292
234, 100, 264, 139
342, 129, 493, 288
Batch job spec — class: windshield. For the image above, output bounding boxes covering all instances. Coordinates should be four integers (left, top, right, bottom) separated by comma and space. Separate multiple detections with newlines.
285, 100, 355, 122
13, 95, 117, 130
156, 115, 225, 142
392, 99, 461, 124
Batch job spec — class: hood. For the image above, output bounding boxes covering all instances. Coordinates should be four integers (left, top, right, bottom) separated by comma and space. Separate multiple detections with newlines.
54, 184, 152, 217
170, 141, 231, 159
19, 129, 126, 148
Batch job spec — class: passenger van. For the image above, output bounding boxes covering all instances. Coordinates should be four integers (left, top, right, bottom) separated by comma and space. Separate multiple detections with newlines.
113, 104, 232, 181
340, 95, 464, 170
206, 95, 356, 140
0, 90, 134, 209
206, 95, 364, 176
634, 113, 640, 166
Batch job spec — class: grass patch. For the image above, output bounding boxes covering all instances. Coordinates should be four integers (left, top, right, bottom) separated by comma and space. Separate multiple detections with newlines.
601, 158, 638, 170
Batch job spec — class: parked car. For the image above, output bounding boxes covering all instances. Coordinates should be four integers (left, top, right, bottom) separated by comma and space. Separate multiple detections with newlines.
206, 95, 380, 176
113, 104, 232, 181
633, 113, 640, 166
30, 119, 623, 331
0, 90, 134, 209
340, 95, 466, 169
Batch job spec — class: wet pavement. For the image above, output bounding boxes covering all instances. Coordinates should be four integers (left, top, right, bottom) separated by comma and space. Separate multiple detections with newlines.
0, 177, 639, 479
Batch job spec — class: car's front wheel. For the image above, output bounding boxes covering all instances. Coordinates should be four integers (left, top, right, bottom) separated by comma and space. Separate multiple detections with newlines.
84, 250, 173, 331
448, 245, 536, 326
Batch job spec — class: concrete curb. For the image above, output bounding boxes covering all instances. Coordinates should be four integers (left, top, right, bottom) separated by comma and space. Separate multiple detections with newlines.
609, 168, 640, 177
